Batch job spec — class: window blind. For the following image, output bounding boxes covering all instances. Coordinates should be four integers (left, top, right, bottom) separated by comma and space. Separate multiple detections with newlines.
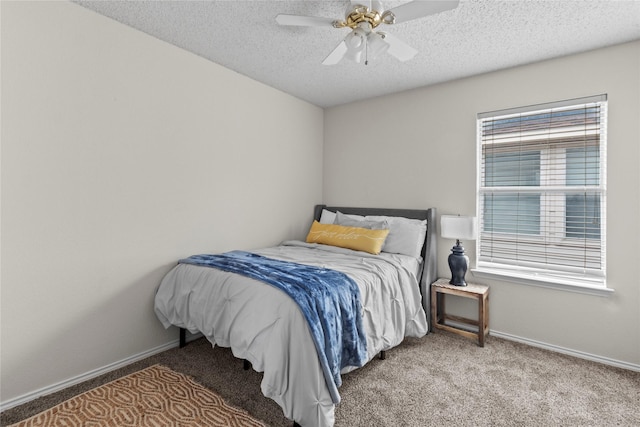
477, 95, 607, 286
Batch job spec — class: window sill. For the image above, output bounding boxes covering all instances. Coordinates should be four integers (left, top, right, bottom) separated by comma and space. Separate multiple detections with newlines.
471, 267, 614, 297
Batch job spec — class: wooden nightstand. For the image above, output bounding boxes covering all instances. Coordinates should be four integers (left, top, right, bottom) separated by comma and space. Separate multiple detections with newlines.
431, 278, 489, 347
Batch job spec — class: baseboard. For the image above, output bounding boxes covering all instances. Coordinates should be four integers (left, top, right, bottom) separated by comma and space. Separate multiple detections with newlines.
0, 339, 180, 412
491, 330, 640, 372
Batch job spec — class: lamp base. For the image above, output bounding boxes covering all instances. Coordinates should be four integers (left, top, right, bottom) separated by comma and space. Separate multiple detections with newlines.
448, 241, 469, 286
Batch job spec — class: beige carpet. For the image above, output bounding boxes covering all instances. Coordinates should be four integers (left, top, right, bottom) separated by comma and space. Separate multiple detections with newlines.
7, 364, 265, 427
3, 332, 640, 426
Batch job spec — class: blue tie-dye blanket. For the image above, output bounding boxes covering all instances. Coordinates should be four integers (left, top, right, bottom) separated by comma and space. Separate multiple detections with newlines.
178, 250, 367, 403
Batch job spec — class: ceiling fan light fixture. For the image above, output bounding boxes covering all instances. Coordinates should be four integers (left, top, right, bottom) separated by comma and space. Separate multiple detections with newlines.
357, 21, 373, 34
367, 31, 389, 58
345, 29, 365, 50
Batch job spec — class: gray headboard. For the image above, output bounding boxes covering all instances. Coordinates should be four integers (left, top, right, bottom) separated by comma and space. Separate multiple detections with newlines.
313, 205, 437, 317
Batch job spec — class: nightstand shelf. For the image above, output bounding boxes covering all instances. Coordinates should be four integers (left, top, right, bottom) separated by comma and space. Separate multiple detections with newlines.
431, 278, 489, 347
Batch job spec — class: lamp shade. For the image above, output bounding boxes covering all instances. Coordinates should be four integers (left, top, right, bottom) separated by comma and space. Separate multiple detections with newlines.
441, 215, 477, 240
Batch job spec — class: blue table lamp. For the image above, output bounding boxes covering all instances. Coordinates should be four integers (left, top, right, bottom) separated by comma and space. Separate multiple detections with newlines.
441, 215, 477, 286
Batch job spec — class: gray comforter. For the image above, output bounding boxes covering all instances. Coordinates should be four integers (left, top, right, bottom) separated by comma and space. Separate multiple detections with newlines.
154, 240, 428, 427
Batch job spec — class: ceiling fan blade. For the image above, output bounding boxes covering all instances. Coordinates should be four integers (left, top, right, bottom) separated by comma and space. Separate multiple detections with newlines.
350, 0, 371, 8
380, 32, 418, 61
385, 0, 459, 24
350, 1, 385, 13
322, 41, 349, 65
275, 14, 336, 28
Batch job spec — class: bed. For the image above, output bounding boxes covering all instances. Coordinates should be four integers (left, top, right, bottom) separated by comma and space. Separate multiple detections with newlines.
154, 205, 437, 427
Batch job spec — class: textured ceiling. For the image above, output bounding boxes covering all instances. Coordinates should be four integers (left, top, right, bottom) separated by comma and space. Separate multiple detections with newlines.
74, 0, 640, 108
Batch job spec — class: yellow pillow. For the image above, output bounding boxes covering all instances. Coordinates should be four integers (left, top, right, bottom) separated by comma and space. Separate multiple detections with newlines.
305, 221, 390, 255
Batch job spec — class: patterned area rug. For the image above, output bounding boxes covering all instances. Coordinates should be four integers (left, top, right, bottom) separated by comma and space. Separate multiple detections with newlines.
8, 364, 266, 426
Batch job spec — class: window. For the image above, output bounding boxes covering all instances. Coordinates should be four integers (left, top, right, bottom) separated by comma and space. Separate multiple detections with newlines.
476, 95, 607, 290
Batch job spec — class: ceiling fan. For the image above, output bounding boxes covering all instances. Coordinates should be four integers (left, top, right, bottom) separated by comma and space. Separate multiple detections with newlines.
275, 0, 460, 65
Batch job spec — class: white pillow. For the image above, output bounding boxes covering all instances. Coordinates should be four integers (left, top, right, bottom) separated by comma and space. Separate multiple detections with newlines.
365, 215, 427, 259
319, 209, 336, 224
334, 211, 389, 230
337, 210, 365, 221
320, 209, 365, 224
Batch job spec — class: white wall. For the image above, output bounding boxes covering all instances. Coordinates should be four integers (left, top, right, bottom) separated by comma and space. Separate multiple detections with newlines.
1, 1, 323, 404
324, 41, 640, 368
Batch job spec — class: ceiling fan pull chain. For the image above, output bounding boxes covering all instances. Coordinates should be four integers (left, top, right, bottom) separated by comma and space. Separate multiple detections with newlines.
365, 43, 369, 66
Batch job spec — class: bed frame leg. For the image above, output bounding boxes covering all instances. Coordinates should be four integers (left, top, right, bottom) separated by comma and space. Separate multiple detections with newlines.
243, 359, 251, 370
293, 422, 301, 427
379, 350, 386, 360
179, 328, 186, 348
